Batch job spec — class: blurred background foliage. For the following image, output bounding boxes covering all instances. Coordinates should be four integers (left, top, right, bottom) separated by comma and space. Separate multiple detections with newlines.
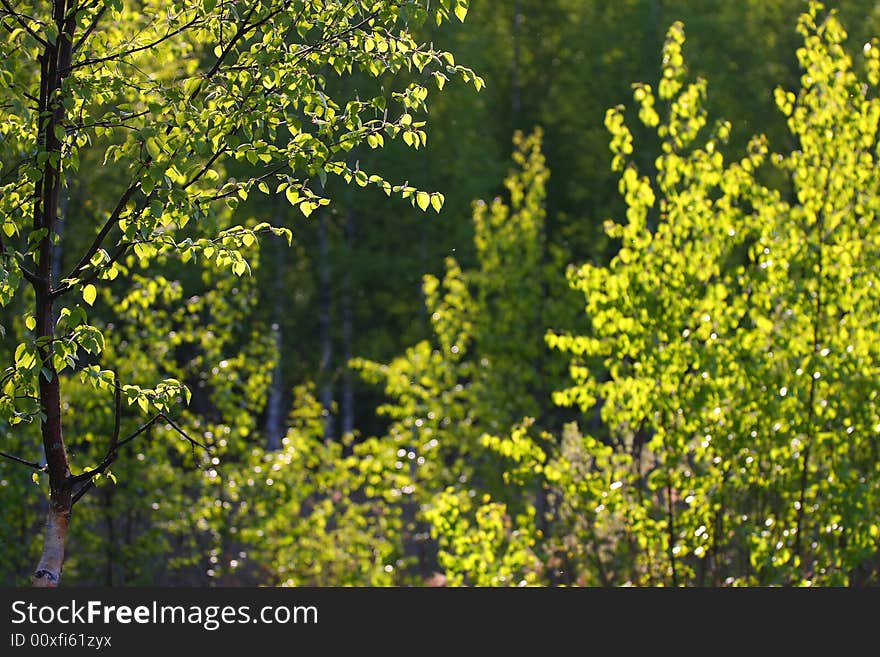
3, 0, 880, 586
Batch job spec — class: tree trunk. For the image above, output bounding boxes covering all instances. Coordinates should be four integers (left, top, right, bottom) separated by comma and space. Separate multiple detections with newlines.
511, 0, 522, 125
317, 209, 335, 438
264, 322, 285, 450
31, 0, 77, 588
341, 206, 355, 435
264, 197, 288, 450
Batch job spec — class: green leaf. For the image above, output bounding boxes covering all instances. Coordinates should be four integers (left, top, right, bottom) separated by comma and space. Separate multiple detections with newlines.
416, 191, 430, 211
25, 316, 36, 331
184, 77, 202, 98
83, 284, 97, 306
31, 472, 39, 485
145, 138, 161, 160
431, 193, 444, 213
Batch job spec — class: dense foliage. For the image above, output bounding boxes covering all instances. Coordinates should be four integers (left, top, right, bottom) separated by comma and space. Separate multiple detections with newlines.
2, 1, 879, 586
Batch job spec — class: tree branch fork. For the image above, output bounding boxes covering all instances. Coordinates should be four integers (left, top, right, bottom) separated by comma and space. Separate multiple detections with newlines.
1, 376, 209, 508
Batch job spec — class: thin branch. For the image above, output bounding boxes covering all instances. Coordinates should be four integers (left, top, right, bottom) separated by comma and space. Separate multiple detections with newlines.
0, 207, 40, 285
793, 170, 830, 577
71, 4, 105, 53
197, 2, 262, 91
70, 412, 209, 506
71, 240, 132, 290
0, 0, 49, 47
18, 263, 40, 286
53, 180, 141, 297
110, 371, 121, 451
182, 145, 229, 190
70, 179, 139, 275
68, 13, 202, 72
70, 373, 120, 506
70, 480, 95, 506
158, 413, 209, 451
67, 0, 103, 20
290, 8, 381, 69
0, 449, 46, 472
73, 110, 150, 131
113, 413, 161, 452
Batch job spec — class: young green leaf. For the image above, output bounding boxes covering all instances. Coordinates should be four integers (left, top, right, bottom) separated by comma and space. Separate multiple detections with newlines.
83, 284, 97, 306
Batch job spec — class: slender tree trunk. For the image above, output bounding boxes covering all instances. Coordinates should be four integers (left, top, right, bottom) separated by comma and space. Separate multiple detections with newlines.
511, 0, 522, 126
264, 198, 287, 450
264, 323, 285, 450
340, 206, 355, 435
317, 209, 335, 438
32, 0, 77, 588
646, 0, 663, 71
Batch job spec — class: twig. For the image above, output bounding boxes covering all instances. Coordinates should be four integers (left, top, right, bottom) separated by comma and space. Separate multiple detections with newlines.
0, 449, 46, 472
182, 145, 229, 190
70, 410, 209, 506
59, 179, 140, 288
68, 13, 202, 73
110, 370, 121, 450
0, 0, 49, 47
71, 5, 105, 53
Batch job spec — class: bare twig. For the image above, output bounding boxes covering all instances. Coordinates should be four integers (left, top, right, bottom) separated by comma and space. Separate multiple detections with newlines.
0, 449, 46, 472
70, 410, 209, 506
70, 479, 95, 506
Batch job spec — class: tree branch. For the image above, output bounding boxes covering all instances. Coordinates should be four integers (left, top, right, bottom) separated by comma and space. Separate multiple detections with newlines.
71, 5, 105, 53
110, 371, 121, 451
290, 8, 381, 69
0, 230, 40, 284
70, 411, 208, 506
68, 13, 202, 73
0, 449, 46, 472
70, 240, 132, 290
53, 180, 141, 297
182, 145, 229, 190
0, 0, 49, 47
197, 2, 262, 91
